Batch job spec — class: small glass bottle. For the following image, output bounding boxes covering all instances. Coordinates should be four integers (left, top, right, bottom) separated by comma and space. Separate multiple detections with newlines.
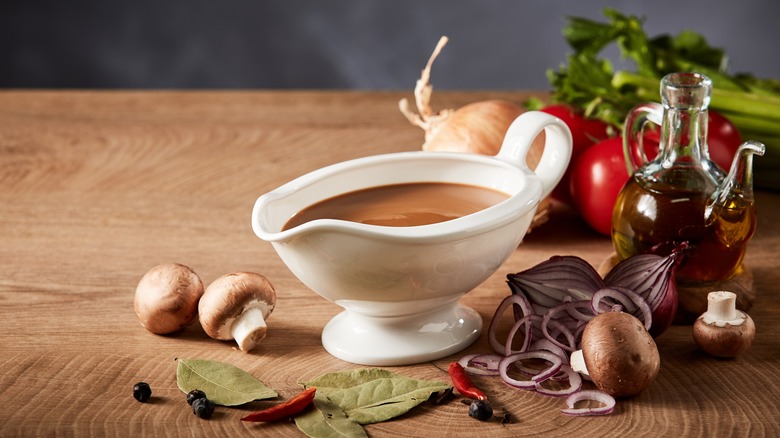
611, 72, 762, 284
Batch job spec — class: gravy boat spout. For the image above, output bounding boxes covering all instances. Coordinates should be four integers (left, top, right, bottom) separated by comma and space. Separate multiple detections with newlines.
252, 111, 572, 365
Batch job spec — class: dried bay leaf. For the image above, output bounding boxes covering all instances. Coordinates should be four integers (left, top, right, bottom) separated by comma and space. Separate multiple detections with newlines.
295, 392, 368, 438
301, 368, 451, 424
176, 358, 277, 406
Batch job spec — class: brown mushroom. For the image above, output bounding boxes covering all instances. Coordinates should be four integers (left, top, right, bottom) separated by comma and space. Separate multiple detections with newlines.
134, 263, 204, 334
198, 272, 276, 352
693, 291, 755, 358
570, 311, 660, 398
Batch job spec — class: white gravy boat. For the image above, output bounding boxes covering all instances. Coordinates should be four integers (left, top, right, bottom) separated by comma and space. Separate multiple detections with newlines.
252, 111, 572, 365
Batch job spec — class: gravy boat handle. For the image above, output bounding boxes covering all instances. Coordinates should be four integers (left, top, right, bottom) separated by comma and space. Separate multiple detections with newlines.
495, 111, 573, 199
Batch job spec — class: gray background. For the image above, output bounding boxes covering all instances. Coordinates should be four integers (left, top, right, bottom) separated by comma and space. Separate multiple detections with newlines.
2, 1, 778, 90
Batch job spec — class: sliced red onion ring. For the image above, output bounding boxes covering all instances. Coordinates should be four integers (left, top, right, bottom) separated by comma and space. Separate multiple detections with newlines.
498, 353, 537, 390
457, 354, 494, 376
488, 294, 533, 354
504, 314, 541, 355
534, 365, 582, 397
572, 324, 586, 350
541, 310, 577, 352
592, 287, 637, 314
529, 351, 564, 383
498, 351, 563, 390
562, 299, 596, 323
560, 390, 616, 416
459, 354, 502, 376
591, 287, 653, 331
458, 353, 480, 368
506, 349, 555, 378
529, 338, 567, 362
470, 354, 501, 370
539, 300, 592, 351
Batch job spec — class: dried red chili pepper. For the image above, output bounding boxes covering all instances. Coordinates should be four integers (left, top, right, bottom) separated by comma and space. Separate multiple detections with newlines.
448, 362, 488, 401
240, 387, 317, 422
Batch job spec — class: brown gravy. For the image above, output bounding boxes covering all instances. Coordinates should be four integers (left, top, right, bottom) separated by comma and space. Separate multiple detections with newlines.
283, 182, 510, 230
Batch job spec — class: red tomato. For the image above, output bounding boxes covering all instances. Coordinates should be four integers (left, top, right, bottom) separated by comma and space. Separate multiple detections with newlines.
541, 105, 612, 204
569, 136, 629, 236
703, 110, 743, 171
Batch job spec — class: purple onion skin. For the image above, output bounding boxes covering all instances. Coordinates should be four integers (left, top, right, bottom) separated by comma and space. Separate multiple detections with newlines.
605, 243, 688, 338
647, 272, 678, 337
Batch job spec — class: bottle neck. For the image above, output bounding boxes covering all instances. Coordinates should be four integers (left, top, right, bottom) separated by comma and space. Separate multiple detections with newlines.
659, 105, 708, 165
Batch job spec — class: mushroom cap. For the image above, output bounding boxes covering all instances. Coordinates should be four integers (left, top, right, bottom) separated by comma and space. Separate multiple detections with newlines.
693, 312, 755, 358
134, 263, 204, 334
581, 311, 660, 398
198, 272, 276, 340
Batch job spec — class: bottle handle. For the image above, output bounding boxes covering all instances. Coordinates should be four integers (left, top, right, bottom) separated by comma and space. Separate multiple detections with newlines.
623, 102, 663, 174
496, 111, 573, 199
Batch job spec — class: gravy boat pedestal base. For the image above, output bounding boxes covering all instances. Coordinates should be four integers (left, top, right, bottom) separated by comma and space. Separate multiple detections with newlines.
322, 299, 481, 366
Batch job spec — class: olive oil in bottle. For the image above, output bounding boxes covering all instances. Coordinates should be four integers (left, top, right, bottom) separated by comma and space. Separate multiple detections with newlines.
612, 173, 754, 283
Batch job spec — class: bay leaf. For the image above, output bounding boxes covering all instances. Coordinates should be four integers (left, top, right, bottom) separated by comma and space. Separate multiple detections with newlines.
176, 358, 277, 406
295, 392, 368, 438
301, 368, 451, 424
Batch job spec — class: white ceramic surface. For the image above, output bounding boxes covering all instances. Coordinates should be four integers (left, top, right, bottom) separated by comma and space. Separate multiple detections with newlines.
252, 111, 572, 365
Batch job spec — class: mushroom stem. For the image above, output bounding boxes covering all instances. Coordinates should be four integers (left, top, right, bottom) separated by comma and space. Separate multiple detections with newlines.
569, 349, 589, 376
701, 291, 743, 326
231, 307, 268, 352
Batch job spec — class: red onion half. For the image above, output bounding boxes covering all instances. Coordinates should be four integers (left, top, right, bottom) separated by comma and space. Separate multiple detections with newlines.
507, 256, 605, 312
604, 243, 687, 337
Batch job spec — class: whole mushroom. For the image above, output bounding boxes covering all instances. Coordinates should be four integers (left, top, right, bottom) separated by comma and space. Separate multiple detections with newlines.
198, 272, 276, 352
693, 291, 755, 358
134, 263, 204, 334
570, 311, 660, 398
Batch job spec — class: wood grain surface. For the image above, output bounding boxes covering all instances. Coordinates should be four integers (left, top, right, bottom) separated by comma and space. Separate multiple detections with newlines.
1, 91, 779, 437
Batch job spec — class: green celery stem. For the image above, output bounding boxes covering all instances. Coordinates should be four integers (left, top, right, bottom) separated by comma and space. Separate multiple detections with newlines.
722, 113, 780, 136
712, 89, 780, 123
612, 71, 780, 124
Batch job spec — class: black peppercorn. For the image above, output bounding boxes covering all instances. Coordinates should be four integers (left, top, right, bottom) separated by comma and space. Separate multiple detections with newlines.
500, 409, 512, 424
430, 387, 455, 405
133, 382, 152, 403
192, 397, 216, 419
468, 399, 493, 421
186, 389, 207, 406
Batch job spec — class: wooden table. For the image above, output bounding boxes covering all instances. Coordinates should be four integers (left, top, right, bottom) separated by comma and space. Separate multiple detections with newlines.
1, 91, 778, 437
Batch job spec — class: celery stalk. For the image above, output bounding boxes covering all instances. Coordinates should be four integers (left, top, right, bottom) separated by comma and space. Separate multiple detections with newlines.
720, 113, 780, 136
710, 89, 780, 124
613, 71, 780, 127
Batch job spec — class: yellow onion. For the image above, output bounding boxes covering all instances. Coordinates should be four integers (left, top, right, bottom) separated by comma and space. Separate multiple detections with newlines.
399, 36, 548, 226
